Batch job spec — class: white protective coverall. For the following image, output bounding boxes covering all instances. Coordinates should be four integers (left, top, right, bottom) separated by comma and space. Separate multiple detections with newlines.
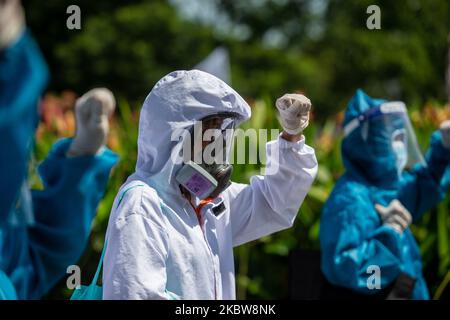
103, 70, 318, 299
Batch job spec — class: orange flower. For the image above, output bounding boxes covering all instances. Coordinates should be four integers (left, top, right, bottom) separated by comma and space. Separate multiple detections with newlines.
38, 91, 79, 137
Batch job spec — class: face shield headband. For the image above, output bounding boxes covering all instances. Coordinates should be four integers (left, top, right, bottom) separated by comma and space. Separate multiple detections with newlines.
343, 102, 407, 137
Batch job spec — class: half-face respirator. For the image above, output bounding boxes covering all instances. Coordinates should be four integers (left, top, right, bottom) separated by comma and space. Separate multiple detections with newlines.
175, 113, 237, 200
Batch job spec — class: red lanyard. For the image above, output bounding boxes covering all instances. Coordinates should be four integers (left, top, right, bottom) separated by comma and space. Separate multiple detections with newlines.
189, 197, 214, 227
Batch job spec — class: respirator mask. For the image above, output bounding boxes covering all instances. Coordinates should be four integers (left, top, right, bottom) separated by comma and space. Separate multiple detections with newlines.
175, 113, 237, 200
391, 128, 408, 175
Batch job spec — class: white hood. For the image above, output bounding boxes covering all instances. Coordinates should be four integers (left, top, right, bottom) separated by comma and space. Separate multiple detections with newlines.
133, 70, 251, 200
104, 70, 318, 299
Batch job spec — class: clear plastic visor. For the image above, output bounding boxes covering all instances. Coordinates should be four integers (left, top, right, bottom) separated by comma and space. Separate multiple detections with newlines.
344, 102, 426, 170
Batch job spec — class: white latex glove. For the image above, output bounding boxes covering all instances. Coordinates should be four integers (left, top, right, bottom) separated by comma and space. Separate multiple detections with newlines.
0, 0, 25, 50
375, 200, 412, 234
67, 88, 116, 157
439, 120, 450, 149
275, 93, 311, 135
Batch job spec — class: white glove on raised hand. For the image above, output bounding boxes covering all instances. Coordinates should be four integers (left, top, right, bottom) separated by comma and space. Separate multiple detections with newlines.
67, 88, 116, 157
375, 200, 412, 234
275, 93, 311, 135
0, 0, 25, 50
439, 120, 450, 149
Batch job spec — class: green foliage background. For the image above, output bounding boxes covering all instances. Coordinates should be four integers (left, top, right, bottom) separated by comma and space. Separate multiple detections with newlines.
22, 0, 450, 299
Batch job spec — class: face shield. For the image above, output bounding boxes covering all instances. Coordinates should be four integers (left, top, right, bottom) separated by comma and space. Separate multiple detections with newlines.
175, 112, 239, 200
343, 101, 426, 174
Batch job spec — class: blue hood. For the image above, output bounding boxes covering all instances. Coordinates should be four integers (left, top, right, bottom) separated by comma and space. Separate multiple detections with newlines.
342, 89, 405, 189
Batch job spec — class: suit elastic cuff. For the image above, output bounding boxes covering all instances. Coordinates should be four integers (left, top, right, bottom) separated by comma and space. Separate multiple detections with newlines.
277, 132, 306, 151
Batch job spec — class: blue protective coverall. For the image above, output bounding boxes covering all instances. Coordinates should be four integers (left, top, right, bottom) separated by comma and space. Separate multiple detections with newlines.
320, 89, 450, 299
0, 30, 118, 299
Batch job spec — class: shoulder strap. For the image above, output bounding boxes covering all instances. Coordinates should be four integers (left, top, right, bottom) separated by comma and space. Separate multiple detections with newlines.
91, 240, 107, 285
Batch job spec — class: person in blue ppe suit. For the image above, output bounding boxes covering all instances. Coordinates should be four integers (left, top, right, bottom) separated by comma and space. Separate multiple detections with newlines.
320, 89, 450, 300
0, 0, 118, 299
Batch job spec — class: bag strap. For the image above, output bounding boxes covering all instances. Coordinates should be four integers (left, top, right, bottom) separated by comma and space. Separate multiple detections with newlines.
91, 240, 107, 285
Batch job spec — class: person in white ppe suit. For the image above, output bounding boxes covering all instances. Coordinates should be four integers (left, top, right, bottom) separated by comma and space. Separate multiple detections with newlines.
103, 70, 318, 300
